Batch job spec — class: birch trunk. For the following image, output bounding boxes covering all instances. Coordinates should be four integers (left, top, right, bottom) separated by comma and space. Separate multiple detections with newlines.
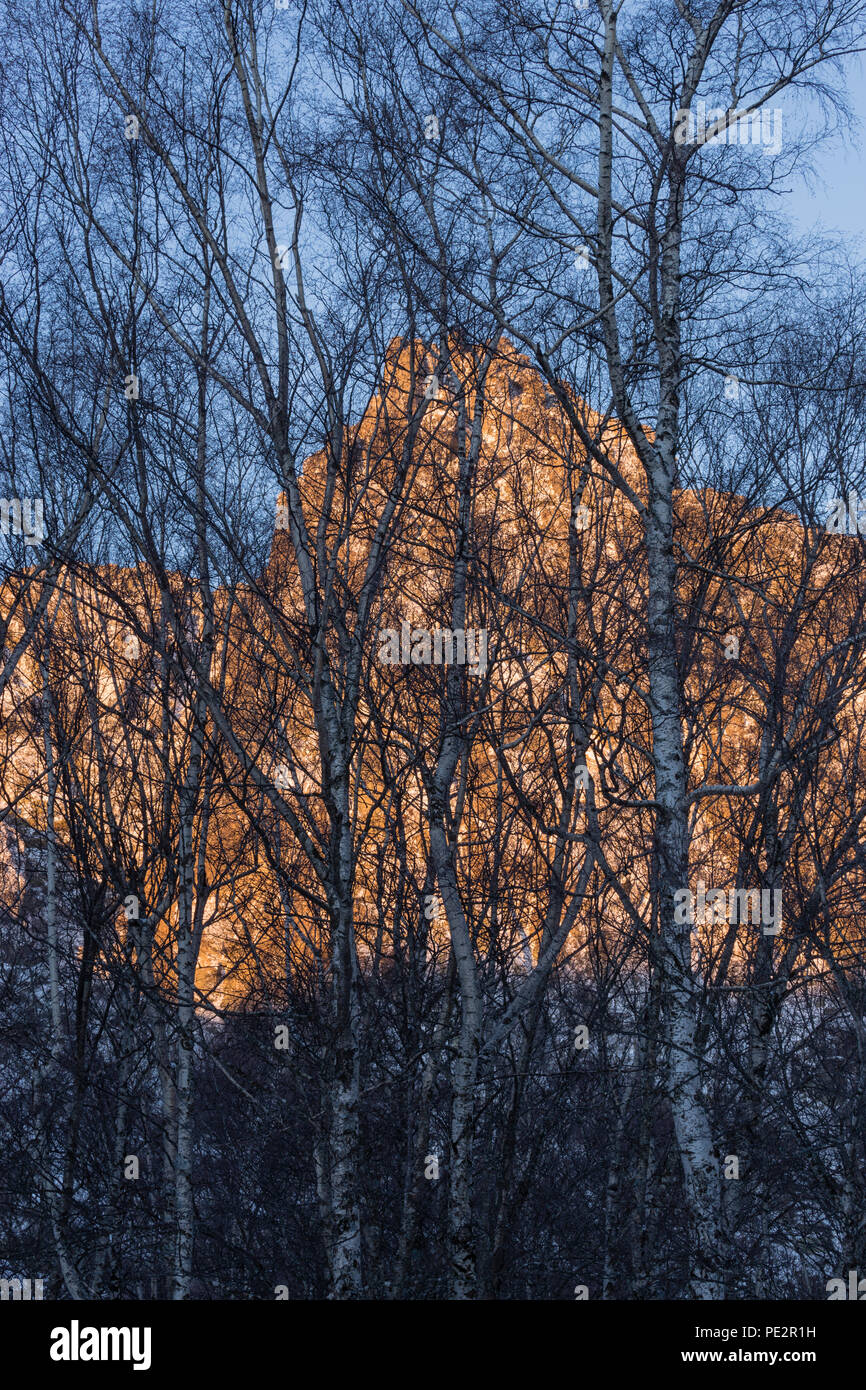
594, 1, 721, 1296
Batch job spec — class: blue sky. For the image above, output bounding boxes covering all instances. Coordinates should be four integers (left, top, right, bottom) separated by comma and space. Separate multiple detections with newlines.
778, 59, 866, 246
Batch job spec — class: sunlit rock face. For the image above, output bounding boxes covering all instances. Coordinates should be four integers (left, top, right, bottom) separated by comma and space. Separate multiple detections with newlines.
1, 337, 864, 1007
